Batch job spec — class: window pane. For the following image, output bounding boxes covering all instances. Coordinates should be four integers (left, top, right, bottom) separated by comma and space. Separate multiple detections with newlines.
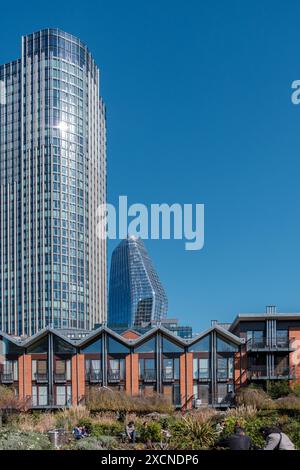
188, 335, 210, 352
135, 337, 156, 353
162, 337, 184, 353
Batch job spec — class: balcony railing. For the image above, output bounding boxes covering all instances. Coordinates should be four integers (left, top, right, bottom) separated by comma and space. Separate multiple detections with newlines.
87, 370, 102, 383
193, 369, 210, 381
248, 365, 296, 380
34, 373, 48, 383
108, 369, 122, 383
217, 369, 233, 381
54, 373, 67, 383
246, 337, 295, 351
193, 393, 235, 408
162, 370, 179, 382
0, 372, 14, 384
140, 369, 156, 382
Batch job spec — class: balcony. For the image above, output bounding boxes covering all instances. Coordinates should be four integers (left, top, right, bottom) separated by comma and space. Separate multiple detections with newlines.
217, 369, 233, 382
162, 370, 179, 382
246, 337, 296, 352
248, 365, 296, 380
54, 373, 67, 383
193, 370, 211, 382
193, 393, 235, 409
87, 370, 102, 383
108, 369, 121, 383
0, 372, 14, 384
34, 373, 48, 383
140, 369, 156, 382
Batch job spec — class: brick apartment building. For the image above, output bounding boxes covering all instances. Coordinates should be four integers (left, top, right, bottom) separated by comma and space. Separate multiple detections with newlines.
0, 306, 299, 409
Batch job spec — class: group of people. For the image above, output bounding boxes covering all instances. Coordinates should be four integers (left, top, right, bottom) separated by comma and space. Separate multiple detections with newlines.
216, 421, 295, 450
72, 425, 90, 440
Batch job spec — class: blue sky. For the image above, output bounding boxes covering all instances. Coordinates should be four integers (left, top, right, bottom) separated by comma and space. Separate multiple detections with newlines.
2, 0, 300, 331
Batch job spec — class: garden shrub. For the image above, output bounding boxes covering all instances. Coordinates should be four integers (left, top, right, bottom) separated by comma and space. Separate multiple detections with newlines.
169, 417, 218, 450
0, 430, 52, 450
267, 381, 291, 399
72, 435, 117, 450
140, 421, 162, 443
91, 421, 124, 437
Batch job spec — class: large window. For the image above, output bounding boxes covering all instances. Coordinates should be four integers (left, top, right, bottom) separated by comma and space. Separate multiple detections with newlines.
188, 335, 210, 352
32, 360, 47, 381
217, 336, 238, 353
193, 358, 210, 380
277, 330, 288, 347
135, 337, 156, 353
162, 338, 184, 354
32, 385, 48, 406
85, 359, 101, 381
56, 385, 72, 406
193, 384, 209, 405
246, 330, 264, 347
217, 356, 233, 380
108, 358, 125, 381
1, 360, 18, 381
163, 357, 179, 380
54, 359, 71, 381
139, 358, 156, 381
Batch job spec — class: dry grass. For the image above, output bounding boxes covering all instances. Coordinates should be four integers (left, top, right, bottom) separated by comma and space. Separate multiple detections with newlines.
86, 388, 174, 414
0, 385, 30, 411
225, 404, 257, 419
54, 406, 90, 431
236, 386, 275, 409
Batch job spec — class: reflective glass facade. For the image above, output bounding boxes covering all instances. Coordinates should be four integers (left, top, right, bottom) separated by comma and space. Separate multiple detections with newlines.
108, 236, 168, 328
0, 29, 107, 335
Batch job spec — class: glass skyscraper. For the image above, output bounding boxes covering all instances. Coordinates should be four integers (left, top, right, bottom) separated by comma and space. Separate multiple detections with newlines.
0, 29, 107, 336
108, 236, 168, 328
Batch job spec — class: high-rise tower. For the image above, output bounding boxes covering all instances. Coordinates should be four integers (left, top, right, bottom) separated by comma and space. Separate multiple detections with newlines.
0, 29, 107, 335
108, 236, 168, 328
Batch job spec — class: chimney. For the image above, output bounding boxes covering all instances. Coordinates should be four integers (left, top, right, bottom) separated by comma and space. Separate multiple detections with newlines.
266, 305, 277, 315
211, 320, 218, 326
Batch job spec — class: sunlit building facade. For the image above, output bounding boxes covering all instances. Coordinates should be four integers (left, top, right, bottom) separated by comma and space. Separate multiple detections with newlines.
0, 29, 107, 335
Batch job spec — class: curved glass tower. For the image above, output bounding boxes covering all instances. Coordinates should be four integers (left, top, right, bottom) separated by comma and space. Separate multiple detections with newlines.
108, 236, 168, 328
0, 29, 107, 335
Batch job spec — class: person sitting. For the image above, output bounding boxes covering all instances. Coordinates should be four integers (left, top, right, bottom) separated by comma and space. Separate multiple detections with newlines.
126, 421, 136, 444
260, 426, 295, 450
216, 426, 252, 450
72, 426, 83, 440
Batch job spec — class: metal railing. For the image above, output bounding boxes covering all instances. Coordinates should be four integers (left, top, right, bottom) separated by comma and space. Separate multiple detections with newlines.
246, 337, 295, 351
248, 365, 295, 380
139, 369, 156, 382
193, 393, 235, 408
54, 373, 67, 383
193, 369, 210, 381
162, 370, 178, 382
34, 373, 48, 383
0, 372, 14, 384
87, 369, 102, 383
217, 369, 233, 381
107, 369, 122, 382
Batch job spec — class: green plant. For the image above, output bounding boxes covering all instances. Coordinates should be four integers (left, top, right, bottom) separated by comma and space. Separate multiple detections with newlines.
169, 416, 218, 450
236, 385, 275, 409
292, 381, 300, 398
267, 381, 291, 399
72, 435, 117, 450
140, 421, 162, 443
0, 430, 52, 450
86, 388, 173, 414
91, 421, 124, 437
275, 395, 300, 410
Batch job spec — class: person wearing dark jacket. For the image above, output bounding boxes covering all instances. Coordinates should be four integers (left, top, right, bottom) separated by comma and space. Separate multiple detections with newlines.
217, 426, 252, 450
